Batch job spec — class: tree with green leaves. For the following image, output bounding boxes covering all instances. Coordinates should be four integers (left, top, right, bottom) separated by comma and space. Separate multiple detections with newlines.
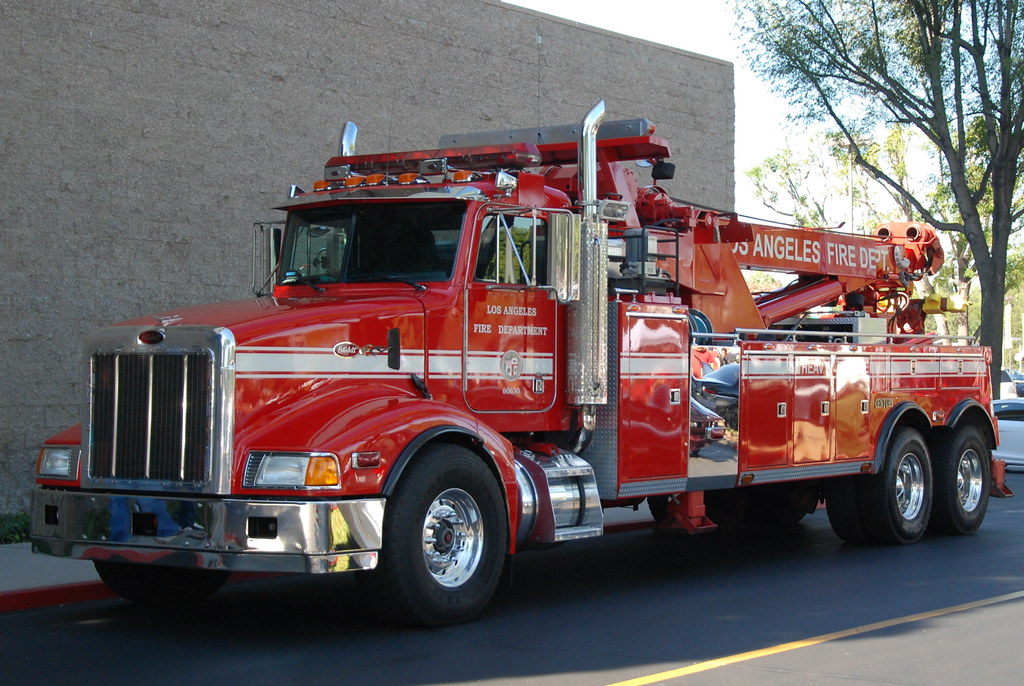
746, 124, 979, 336
738, 0, 1024, 392
746, 139, 837, 227
745, 126, 913, 229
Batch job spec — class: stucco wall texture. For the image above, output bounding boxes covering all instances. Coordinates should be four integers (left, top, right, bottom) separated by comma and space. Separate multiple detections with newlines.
0, 0, 734, 513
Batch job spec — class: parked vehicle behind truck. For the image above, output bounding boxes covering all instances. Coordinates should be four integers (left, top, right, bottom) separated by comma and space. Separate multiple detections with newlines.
31, 102, 1012, 625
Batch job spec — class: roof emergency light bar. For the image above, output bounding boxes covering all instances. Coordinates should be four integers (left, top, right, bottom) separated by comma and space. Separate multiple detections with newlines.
304, 111, 668, 197
440, 118, 670, 165
324, 142, 542, 181
440, 118, 655, 148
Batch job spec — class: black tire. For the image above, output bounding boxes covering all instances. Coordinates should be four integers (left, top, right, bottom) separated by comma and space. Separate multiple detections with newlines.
94, 560, 229, 605
749, 482, 816, 525
704, 489, 749, 530
364, 444, 507, 626
859, 427, 932, 544
647, 495, 668, 524
824, 476, 868, 543
929, 426, 991, 535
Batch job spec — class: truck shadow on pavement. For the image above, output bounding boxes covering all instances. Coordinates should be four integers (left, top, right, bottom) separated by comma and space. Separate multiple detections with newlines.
28, 490, 1023, 686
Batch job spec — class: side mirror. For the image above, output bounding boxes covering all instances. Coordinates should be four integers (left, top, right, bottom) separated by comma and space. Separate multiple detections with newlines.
651, 160, 675, 181
252, 221, 283, 296
549, 212, 581, 303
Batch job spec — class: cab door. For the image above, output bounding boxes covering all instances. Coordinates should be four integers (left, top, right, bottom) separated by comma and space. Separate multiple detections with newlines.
464, 210, 557, 413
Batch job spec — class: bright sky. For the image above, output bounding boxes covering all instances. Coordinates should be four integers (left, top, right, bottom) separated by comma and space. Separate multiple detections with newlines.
502, 0, 793, 219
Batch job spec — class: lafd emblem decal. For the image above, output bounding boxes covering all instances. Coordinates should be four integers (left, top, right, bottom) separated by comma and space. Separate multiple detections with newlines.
500, 350, 523, 381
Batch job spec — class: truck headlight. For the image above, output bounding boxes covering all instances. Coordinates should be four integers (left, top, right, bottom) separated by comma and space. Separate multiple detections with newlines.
38, 447, 76, 479
244, 451, 340, 488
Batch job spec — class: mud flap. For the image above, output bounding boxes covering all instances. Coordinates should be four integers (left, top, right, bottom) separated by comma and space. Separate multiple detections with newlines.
991, 459, 1015, 498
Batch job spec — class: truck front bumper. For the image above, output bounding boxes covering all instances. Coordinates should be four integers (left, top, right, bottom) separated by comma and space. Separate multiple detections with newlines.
30, 489, 385, 574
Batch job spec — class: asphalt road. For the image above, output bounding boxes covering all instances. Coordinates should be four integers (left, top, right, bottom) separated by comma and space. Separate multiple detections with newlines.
6, 473, 1024, 686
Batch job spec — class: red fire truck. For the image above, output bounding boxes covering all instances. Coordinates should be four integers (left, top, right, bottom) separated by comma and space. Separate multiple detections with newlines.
31, 102, 1011, 625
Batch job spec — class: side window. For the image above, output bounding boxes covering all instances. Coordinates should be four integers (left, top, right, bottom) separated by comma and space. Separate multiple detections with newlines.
475, 213, 548, 285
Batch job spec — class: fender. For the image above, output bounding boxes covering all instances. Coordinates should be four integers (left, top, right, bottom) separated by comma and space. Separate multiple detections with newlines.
944, 398, 997, 449
380, 416, 520, 553
381, 423, 513, 496
238, 386, 512, 488
238, 386, 521, 550
872, 401, 930, 471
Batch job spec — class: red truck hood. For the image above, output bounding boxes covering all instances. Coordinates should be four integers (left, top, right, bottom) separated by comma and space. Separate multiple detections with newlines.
119, 295, 425, 349
120, 295, 430, 434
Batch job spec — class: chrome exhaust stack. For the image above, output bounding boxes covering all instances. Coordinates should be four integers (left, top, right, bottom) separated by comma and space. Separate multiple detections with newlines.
567, 101, 609, 410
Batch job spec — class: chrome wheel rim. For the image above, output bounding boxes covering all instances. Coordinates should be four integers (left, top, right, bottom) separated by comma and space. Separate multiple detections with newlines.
956, 449, 984, 513
422, 488, 484, 588
895, 452, 926, 520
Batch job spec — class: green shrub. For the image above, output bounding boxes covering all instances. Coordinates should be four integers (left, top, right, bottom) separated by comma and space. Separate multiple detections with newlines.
0, 512, 30, 544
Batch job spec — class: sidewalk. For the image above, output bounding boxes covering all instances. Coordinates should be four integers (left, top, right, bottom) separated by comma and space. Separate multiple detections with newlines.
0, 543, 112, 613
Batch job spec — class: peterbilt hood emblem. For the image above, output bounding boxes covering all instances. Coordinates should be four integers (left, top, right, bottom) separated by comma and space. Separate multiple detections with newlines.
333, 341, 388, 357
333, 342, 362, 358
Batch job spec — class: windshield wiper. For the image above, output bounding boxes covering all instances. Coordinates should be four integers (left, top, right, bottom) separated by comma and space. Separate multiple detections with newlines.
280, 272, 326, 293
347, 273, 427, 292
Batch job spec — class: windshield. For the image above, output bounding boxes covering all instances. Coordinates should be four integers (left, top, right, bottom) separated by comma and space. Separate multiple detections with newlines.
278, 201, 465, 286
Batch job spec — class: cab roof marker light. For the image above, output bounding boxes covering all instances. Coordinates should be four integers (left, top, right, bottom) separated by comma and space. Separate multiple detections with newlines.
397, 172, 427, 185
452, 170, 481, 183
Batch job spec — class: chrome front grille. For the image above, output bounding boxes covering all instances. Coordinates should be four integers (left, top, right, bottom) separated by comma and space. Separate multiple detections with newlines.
90, 352, 213, 483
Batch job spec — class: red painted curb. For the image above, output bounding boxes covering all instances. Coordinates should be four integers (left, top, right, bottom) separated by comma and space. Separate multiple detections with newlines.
0, 572, 284, 613
0, 582, 114, 613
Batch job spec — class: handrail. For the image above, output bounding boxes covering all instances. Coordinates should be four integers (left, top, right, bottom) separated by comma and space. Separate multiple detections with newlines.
733, 327, 977, 345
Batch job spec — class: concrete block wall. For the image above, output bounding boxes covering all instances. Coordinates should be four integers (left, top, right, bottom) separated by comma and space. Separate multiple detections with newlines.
0, 0, 734, 513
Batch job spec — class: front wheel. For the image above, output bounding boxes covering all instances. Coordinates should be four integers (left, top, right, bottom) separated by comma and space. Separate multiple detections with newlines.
364, 444, 507, 626
859, 427, 932, 544
929, 426, 991, 535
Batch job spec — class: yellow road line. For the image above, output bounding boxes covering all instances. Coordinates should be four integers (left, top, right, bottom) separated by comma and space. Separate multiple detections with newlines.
606, 590, 1024, 686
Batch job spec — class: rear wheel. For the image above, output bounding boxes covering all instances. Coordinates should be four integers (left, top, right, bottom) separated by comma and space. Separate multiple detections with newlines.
929, 426, 990, 535
859, 427, 932, 544
94, 561, 229, 605
364, 444, 507, 626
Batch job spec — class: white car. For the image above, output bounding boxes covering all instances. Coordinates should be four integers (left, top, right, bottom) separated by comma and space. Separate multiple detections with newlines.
1000, 369, 1021, 399
993, 398, 1024, 470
